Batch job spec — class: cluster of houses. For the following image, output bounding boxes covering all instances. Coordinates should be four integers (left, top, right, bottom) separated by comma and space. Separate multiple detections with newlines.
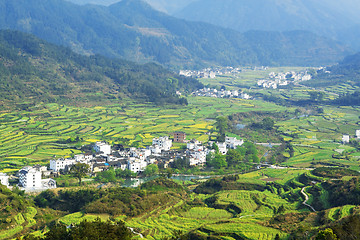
257, 71, 312, 89
179, 66, 242, 79
0, 165, 56, 192
0, 133, 245, 192
192, 88, 251, 99
342, 130, 360, 144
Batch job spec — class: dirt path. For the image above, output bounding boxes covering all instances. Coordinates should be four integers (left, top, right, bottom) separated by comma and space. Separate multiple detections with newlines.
301, 187, 316, 212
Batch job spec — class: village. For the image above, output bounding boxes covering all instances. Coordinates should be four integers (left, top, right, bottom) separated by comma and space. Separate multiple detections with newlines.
257, 70, 312, 89
0, 133, 244, 192
179, 66, 269, 79
1, 127, 359, 193
192, 87, 251, 99
179, 66, 242, 79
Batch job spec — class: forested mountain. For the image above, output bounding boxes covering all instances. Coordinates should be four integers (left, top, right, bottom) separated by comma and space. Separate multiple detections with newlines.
305, 52, 360, 88
0, 30, 201, 108
175, 0, 360, 50
0, 0, 351, 68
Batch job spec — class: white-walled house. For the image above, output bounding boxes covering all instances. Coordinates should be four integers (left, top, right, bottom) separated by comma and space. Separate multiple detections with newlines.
187, 140, 202, 150
74, 154, 93, 164
342, 135, 350, 144
50, 158, 76, 172
189, 150, 207, 166
356, 130, 360, 139
0, 172, 9, 187
217, 142, 228, 155
94, 142, 111, 155
127, 158, 147, 173
152, 136, 172, 151
225, 137, 244, 149
18, 166, 42, 189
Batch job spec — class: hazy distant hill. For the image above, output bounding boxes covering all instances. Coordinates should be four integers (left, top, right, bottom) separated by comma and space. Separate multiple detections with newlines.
67, 0, 196, 14
0, 0, 351, 68
175, 0, 360, 50
305, 52, 360, 88
0, 30, 201, 108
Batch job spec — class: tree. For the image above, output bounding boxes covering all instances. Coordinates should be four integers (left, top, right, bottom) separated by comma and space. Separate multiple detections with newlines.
226, 149, 243, 167
309, 91, 325, 101
25, 218, 133, 240
144, 164, 159, 176
262, 117, 275, 130
69, 163, 90, 185
95, 168, 117, 183
315, 228, 338, 240
215, 116, 228, 141
207, 154, 227, 169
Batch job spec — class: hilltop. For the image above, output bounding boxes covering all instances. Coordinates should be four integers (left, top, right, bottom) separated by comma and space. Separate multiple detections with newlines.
0, 0, 350, 68
0, 30, 201, 109
175, 0, 360, 50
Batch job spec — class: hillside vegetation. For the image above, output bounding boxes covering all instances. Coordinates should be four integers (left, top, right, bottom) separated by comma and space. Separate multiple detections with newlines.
0, 0, 350, 68
0, 30, 201, 109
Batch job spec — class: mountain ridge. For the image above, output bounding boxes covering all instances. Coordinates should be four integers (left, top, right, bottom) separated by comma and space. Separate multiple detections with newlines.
0, 30, 201, 109
0, 0, 352, 68
174, 0, 360, 50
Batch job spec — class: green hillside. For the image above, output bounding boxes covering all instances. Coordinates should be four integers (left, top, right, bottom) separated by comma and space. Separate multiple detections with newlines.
0, 30, 201, 109
0, 0, 350, 68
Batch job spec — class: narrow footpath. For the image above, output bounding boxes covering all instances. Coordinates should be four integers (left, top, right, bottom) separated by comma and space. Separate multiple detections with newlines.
301, 187, 316, 212
128, 227, 144, 238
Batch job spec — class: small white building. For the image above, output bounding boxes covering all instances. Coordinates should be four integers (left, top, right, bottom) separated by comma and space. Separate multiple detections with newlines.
189, 150, 207, 166
94, 142, 111, 155
74, 154, 93, 164
152, 136, 172, 151
217, 142, 228, 155
187, 140, 202, 150
356, 130, 360, 139
41, 178, 57, 189
149, 145, 162, 155
18, 166, 42, 189
50, 158, 76, 172
127, 158, 148, 173
0, 172, 9, 187
225, 137, 244, 149
342, 135, 350, 144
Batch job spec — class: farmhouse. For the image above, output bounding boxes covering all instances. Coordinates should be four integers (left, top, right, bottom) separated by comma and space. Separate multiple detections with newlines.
152, 136, 172, 151
217, 142, 228, 155
0, 172, 9, 187
342, 135, 350, 144
173, 131, 186, 143
225, 137, 244, 149
50, 158, 76, 172
94, 141, 111, 155
127, 157, 147, 173
18, 166, 42, 189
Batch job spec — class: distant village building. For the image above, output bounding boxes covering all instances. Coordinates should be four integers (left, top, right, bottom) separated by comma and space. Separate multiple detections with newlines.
152, 136, 172, 151
74, 154, 94, 164
18, 166, 42, 189
342, 135, 350, 144
41, 179, 57, 189
0, 172, 9, 187
50, 158, 76, 172
356, 130, 360, 139
173, 132, 186, 143
189, 150, 207, 166
217, 142, 228, 155
225, 137, 244, 149
127, 158, 147, 173
94, 142, 111, 155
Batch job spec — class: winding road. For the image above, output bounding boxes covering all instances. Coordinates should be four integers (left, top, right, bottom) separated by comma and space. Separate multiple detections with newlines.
301, 187, 316, 212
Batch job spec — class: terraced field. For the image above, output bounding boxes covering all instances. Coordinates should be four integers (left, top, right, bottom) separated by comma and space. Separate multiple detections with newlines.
0, 97, 285, 171
0, 207, 37, 239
